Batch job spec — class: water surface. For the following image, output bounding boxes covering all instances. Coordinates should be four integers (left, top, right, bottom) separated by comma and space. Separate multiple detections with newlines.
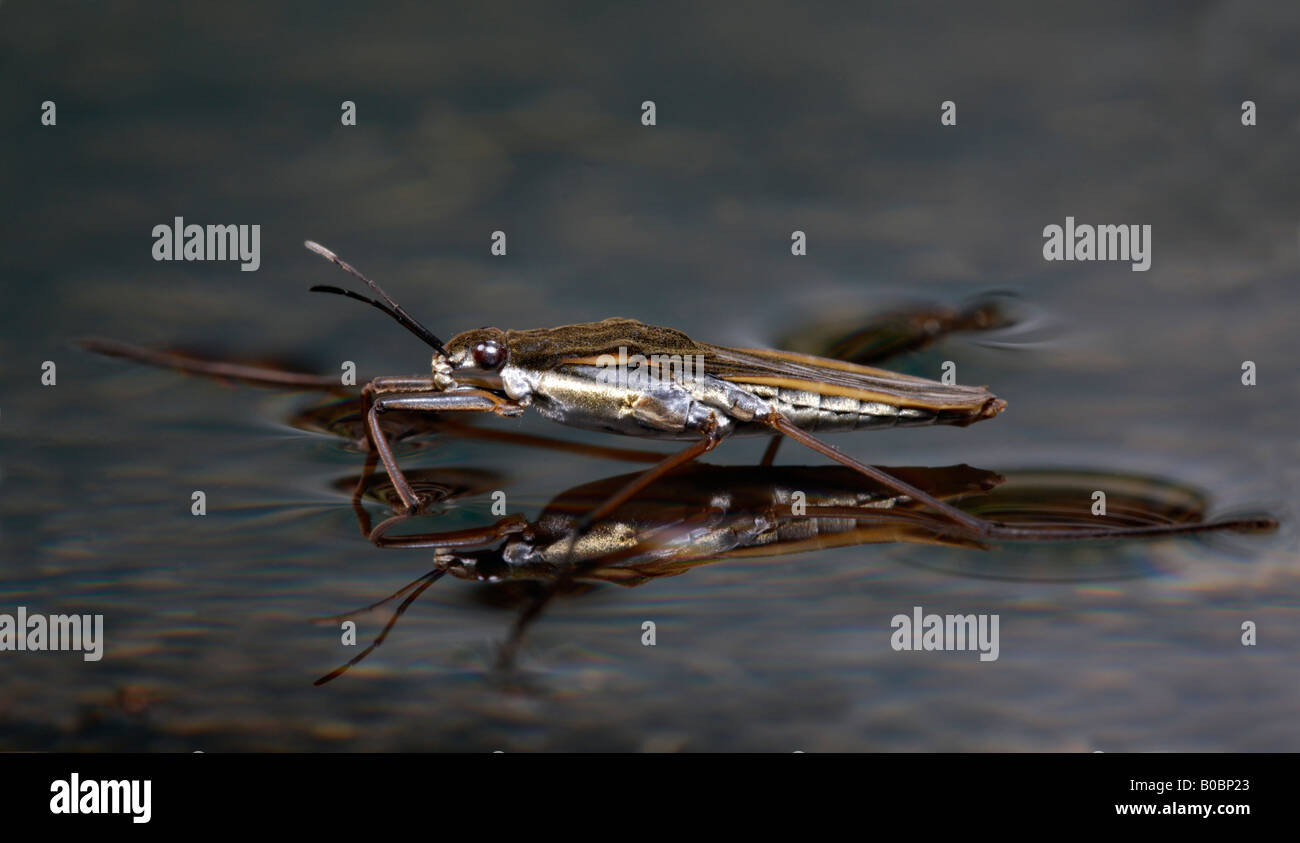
1, 1, 1297, 751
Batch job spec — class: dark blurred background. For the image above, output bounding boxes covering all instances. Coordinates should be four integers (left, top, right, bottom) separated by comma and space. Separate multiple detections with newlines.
0, 1, 1296, 751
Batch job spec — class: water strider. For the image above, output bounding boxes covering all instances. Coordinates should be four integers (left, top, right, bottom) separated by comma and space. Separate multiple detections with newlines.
317, 462, 1002, 683
83, 240, 1276, 544
300, 240, 1274, 543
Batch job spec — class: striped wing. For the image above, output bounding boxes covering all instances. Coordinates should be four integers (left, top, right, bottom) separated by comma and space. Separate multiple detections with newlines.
704, 344, 1005, 418
545, 318, 1004, 422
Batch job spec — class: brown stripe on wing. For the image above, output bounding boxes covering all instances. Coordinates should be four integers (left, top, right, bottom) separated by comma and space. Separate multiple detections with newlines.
704, 344, 1005, 416
724, 346, 945, 381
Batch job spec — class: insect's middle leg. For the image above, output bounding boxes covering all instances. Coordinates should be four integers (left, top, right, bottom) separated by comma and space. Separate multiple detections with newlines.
760, 434, 784, 466
365, 387, 523, 514
577, 416, 725, 528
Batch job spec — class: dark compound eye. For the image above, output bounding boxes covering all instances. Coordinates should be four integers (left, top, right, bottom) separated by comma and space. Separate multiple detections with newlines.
472, 339, 505, 370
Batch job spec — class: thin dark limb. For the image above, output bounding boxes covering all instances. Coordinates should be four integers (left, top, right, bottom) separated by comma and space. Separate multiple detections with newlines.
354, 376, 442, 451
760, 434, 784, 466
767, 413, 990, 534
494, 587, 561, 672
953, 514, 1279, 541
79, 338, 345, 391
314, 569, 443, 625
366, 389, 522, 514
766, 413, 1278, 540
494, 419, 724, 670
576, 418, 723, 529
348, 446, 525, 545
313, 569, 447, 685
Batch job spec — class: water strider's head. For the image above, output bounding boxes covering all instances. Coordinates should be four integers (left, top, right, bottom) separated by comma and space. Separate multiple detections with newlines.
444, 327, 510, 374
437, 547, 509, 582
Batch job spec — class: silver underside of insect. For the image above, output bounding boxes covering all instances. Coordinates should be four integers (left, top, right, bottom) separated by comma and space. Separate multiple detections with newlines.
498, 364, 941, 441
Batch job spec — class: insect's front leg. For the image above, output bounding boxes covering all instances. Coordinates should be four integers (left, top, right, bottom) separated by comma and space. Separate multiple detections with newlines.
356, 376, 448, 449
364, 384, 525, 514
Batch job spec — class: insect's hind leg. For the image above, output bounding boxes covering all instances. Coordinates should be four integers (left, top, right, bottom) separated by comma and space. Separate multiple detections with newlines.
765, 413, 991, 535
366, 388, 523, 514
763, 413, 1275, 540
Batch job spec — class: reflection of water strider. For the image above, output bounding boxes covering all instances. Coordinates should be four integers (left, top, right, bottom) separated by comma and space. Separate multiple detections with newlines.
355, 464, 1006, 585
315, 461, 1275, 683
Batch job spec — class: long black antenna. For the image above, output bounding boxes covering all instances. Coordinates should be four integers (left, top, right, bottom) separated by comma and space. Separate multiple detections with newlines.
309, 285, 403, 324
304, 240, 448, 356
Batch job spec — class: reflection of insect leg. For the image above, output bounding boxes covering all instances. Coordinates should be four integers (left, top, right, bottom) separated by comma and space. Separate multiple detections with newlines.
313, 568, 448, 686
363, 511, 530, 549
